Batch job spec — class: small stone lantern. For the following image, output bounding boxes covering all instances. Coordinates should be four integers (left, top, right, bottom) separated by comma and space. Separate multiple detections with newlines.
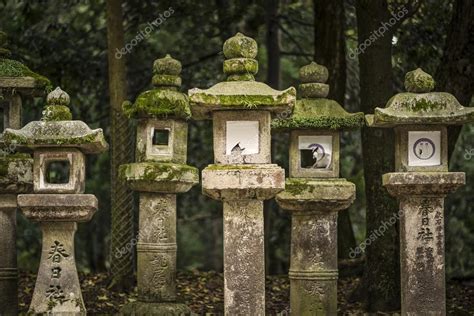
4, 87, 108, 314
0, 30, 50, 315
273, 62, 364, 315
366, 68, 474, 315
189, 33, 295, 315
119, 55, 199, 315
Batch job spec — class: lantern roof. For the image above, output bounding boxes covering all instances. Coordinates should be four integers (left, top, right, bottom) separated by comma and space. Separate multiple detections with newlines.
272, 61, 364, 130
366, 68, 474, 127
3, 87, 108, 154
123, 54, 191, 120
188, 32, 296, 120
0, 31, 51, 94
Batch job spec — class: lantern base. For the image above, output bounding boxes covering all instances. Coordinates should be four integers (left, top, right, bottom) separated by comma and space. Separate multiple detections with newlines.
121, 301, 193, 316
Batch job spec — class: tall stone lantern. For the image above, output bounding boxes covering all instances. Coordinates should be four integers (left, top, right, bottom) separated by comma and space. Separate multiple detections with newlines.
119, 55, 199, 315
189, 32, 295, 315
4, 87, 108, 314
366, 68, 474, 315
273, 62, 364, 315
0, 30, 50, 315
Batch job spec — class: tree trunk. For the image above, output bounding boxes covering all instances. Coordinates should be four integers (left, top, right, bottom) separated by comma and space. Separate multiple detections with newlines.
106, 0, 135, 290
356, 0, 400, 311
313, 0, 357, 261
266, 0, 280, 89
435, 0, 474, 157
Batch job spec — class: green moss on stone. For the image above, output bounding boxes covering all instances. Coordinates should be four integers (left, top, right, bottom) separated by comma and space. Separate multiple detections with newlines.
41, 105, 72, 121
285, 178, 316, 195
119, 162, 198, 182
272, 98, 365, 130
206, 164, 255, 170
124, 89, 191, 119
0, 58, 52, 91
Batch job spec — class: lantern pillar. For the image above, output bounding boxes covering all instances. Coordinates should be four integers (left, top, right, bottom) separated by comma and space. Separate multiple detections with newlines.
4, 87, 108, 314
189, 33, 295, 315
273, 62, 364, 315
119, 55, 198, 315
366, 68, 474, 315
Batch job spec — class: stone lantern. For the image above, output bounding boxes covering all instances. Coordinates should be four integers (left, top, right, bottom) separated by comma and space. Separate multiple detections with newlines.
119, 54, 199, 315
273, 62, 364, 315
366, 68, 474, 315
0, 30, 50, 315
189, 32, 295, 315
4, 87, 108, 314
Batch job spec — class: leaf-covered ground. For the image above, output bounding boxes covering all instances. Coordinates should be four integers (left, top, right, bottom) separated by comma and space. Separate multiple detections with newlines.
18, 271, 474, 315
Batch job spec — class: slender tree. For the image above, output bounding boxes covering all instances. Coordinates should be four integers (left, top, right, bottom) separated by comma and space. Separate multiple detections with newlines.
313, 0, 357, 260
356, 0, 400, 311
435, 0, 474, 156
106, 0, 135, 290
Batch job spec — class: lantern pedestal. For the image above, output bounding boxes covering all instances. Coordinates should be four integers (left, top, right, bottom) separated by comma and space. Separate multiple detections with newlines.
18, 194, 97, 315
383, 172, 465, 315
202, 165, 285, 315
276, 178, 355, 315
120, 163, 198, 316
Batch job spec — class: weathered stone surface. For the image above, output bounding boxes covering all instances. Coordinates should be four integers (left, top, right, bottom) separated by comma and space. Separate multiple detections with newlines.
189, 81, 296, 120
223, 199, 265, 316
384, 171, 465, 315
299, 82, 329, 99
34, 149, 85, 194
404, 68, 435, 93
366, 69, 474, 128
212, 110, 271, 164
276, 178, 354, 315
119, 162, 199, 193
136, 193, 177, 302
28, 222, 85, 314
398, 195, 446, 315
123, 55, 191, 120
383, 172, 465, 196
299, 61, 328, 84
202, 164, 285, 200
18, 194, 98, 222
288, 130, 341, 178
135, 119, 188, 163
276, 178, 355, 212
0, 194, 18, 315
0, 153, 33, 193
121, 301, 193, 316
223, 32, 258, 59
3, 87, 108, 154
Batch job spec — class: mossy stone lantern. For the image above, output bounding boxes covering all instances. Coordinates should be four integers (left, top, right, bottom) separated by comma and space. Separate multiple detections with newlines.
120, 55, 198, 315
273, 62, 364, 315
366, 68, 474, 315
189, 33, 295, 315
4, 87, 108, 314
0, 30, 51, 315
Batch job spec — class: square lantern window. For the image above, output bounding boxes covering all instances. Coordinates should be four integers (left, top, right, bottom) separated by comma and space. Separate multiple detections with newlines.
136, 119, 188, 163
395, 125, 447, 172
289, 130, 340, 178
34, 148, 85, 193
213, 110, 271, 164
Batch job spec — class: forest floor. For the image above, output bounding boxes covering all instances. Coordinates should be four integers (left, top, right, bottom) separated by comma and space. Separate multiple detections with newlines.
18, 270, 474, 315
